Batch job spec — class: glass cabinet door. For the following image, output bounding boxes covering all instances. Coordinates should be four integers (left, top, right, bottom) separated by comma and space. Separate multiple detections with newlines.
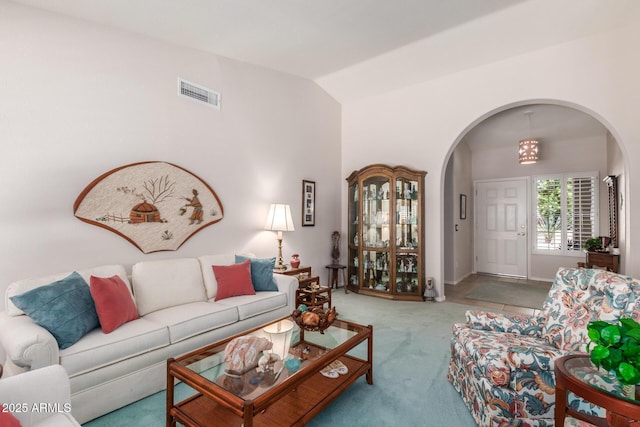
362, 176, 390, 249
362, 250, 390, 292
348, 182, 359, 288
395, 178, 419, 249
395, 253, 419, 294
395, 177, 420, 296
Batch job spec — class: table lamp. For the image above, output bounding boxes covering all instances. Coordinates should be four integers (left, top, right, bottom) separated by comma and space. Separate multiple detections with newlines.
264, 203, 295, 271
263, 319, 295, 360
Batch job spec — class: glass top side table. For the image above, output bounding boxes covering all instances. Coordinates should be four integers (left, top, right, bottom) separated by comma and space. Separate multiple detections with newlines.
555, 354, 640, 427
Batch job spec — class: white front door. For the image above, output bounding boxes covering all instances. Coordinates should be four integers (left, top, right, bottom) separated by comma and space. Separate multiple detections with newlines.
476, 179, 528, 277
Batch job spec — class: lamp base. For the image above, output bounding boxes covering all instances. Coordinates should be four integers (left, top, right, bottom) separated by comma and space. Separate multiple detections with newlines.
274, 235, 287, 272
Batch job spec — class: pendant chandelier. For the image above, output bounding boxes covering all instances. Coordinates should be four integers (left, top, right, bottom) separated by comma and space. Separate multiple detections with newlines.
519, 111, 539, 164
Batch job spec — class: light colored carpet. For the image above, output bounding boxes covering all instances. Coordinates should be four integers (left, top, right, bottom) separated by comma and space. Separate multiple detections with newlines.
83, 292, 478, 426
465, 280, 550, 309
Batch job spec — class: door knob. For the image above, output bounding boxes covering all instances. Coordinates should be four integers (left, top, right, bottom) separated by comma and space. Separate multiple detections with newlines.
517, 232, 526, 236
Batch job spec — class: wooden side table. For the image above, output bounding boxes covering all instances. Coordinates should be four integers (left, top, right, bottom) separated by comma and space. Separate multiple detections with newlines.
276, 266, 312, 281
296, 275, 331, 308
586, 251, 620, 273
325, 264, 348, 294
555, 354, 640, 427
296, 283, 332, 309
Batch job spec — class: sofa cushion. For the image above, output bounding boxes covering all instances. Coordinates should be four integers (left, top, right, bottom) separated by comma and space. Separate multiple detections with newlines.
10, 272, 99, 349
542, 268, 635, 352
235, 255, 278, 291
215, 291, 287, 320
90, 275, 139, 333
213, 260, 256, 301
132, 258, 206, 316
143, 302, 238, 344
60, 317, 169, 376
197, 254, 234, 299
5, 265, 130, 316
197, 253, 256, 300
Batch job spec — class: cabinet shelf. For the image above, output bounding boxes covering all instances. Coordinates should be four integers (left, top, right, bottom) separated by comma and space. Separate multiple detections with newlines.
346, 164, 426, 301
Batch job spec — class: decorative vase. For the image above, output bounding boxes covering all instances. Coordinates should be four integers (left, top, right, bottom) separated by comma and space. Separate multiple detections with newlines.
290, 254, 300, 269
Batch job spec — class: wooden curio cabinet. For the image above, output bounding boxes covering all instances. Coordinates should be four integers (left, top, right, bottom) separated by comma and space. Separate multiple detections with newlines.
346, 164, 426, 301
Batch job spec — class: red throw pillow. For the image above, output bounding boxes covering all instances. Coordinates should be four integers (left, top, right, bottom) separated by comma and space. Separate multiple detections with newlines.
0, 409, 22, 427
213, 259, 256, 301
90, 275, 139, 333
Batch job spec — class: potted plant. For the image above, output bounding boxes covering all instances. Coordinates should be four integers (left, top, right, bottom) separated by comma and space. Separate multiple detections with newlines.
587, 318, 640, 397
583, 237, 603, 252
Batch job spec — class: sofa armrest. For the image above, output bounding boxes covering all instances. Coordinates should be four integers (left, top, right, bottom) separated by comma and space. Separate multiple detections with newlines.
0, 365, 80, 427
465, 310, 546, 337
0, 312, 59, 371
274, 274, 298, 312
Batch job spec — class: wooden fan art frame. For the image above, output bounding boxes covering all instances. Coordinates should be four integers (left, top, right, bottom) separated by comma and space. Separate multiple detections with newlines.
73, 161, 224, 253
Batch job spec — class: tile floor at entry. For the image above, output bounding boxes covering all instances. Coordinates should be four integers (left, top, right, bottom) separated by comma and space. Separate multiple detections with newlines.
445, 274, 550, 317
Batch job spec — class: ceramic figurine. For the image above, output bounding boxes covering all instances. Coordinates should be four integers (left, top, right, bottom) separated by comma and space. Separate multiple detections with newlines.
331, 231, 340, 264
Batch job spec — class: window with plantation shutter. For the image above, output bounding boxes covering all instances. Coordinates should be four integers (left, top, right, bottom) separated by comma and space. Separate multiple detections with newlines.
533, 173, 599, 255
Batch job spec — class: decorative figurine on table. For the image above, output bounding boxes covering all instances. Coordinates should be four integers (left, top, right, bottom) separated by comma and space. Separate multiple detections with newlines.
331, 231, 340, 264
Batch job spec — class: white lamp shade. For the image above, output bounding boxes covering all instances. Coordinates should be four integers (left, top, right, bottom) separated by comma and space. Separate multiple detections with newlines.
264, 204, 295, 232
263, 319, 295, 359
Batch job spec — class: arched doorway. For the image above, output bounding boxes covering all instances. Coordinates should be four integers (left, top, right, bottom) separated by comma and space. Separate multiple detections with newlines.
443, 101, 626, 288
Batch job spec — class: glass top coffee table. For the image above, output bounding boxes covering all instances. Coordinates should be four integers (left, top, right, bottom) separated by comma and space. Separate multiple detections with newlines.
166, 315, 373, 427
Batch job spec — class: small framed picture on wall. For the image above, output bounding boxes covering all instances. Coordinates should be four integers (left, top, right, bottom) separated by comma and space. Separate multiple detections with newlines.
302, 180, 315, 226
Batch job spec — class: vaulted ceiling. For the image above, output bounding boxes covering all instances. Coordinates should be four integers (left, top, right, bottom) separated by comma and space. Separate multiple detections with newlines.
10, 0, 640, 102
9, 0, 637, 139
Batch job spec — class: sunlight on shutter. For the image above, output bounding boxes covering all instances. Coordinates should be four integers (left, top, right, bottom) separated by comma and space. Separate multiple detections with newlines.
568, 176, 596, 252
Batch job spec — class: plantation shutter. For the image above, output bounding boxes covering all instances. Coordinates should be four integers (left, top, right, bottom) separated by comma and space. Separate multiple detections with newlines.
568, 176, 596, 253
533, 173, 598, 255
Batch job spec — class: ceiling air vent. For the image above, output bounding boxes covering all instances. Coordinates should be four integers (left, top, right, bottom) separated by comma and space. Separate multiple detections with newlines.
178, 78, 221, 109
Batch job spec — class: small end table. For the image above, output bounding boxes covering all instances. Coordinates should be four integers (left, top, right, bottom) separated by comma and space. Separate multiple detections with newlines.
555, 354, 640, 427
275, 265, 312, 281
325, 264, 348, 294
296, 285, 332, 309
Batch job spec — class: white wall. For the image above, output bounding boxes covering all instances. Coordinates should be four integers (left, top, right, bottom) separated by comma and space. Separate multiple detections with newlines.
444, 142, 474, 283
607, 133, 626, 271
341, 22, 640, 300
0, 2, 342, 300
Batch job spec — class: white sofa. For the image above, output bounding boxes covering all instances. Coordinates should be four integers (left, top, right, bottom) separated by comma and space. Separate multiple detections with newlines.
0, 254, 298, 424
0, 365, 81, 427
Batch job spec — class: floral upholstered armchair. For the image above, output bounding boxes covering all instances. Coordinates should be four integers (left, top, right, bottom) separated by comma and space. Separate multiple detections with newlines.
447, 267, 640, 427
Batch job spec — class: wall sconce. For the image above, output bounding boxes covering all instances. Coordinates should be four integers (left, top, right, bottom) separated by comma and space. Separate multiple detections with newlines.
264, 203, 295, 271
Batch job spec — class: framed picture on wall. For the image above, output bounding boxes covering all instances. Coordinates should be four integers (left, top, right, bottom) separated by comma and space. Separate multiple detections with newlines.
302, 180, 315, 226
460, 194, 467, 220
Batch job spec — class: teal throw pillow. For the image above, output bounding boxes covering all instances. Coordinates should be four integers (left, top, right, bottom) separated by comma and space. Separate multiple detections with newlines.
10, 271, 99, 349
235, 255, 279, 291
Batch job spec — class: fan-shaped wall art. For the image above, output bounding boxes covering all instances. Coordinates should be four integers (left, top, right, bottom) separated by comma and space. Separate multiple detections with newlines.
74, 161, 224, 253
